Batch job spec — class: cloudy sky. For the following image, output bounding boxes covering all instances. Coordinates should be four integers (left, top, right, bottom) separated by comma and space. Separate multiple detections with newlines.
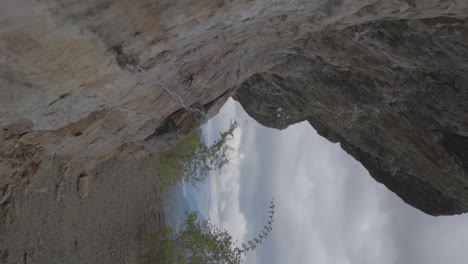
202, 98, 468, 264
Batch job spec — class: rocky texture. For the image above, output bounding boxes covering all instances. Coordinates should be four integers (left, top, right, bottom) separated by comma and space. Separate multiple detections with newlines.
0, 0, 468, 262
234, 18, 468, 215
0, 154, 165, 264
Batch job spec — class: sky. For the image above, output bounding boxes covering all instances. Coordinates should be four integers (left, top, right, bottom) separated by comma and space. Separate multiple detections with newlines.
201, 98, 468, 264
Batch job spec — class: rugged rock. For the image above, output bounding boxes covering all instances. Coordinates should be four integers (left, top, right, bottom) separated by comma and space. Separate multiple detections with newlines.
234, 18, 468, 215
0, 0, 468, 262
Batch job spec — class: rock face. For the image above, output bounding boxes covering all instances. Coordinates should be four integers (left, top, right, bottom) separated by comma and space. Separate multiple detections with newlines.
234, 18, 468, 215
0, 0, 468, 261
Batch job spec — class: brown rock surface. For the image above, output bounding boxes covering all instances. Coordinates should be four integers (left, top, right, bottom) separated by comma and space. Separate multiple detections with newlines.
0, 0, 468, 263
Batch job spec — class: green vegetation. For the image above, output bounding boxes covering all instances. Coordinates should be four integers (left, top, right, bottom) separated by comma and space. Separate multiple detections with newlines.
160, 121, 238, 192
156, 121, 276, 263
154, 201, 275, 264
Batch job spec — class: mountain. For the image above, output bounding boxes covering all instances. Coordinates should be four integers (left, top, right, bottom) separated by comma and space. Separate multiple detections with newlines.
164, 181, 210, 231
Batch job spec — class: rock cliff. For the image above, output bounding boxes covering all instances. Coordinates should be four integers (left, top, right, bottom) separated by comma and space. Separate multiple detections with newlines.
0, 0, 468, 262
234, 18, 468, 215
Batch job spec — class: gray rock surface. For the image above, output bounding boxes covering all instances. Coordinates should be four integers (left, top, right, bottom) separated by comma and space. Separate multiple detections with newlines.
234, 18, 468, 215
0, 0, 468, 263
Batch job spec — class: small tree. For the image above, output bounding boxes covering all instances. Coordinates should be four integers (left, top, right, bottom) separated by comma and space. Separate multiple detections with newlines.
156, 121, 276, 263
160, 121, 238, 189
156, 200, 276, 264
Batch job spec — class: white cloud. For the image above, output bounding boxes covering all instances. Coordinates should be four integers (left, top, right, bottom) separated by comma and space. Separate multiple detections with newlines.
238, 120, 399, 264
202, 99, 468, 264
205, 99, 249, 244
